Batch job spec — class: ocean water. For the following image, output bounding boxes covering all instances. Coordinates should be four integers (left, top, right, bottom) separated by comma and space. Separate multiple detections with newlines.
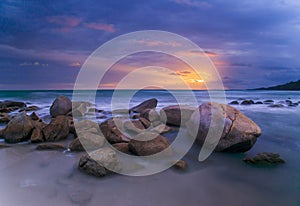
0, 90, 299, 206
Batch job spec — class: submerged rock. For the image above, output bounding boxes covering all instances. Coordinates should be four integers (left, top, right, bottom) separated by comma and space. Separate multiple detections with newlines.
36, 143, 67, 151
160, 105, 196, 127
229, 101, 239, 105
243, 152, 285, 165
3, 112, 34, 143
128, 132, 171, 156
43, 115, 70, 141
268, 104, 284, 108
263, 100, 274, 104
78, 147, 122, 177
50, 96, 72, 117
130, 98, 158, 113
255, 101, 263, 104
241, 100, 254, 105
186, 102, 261, 153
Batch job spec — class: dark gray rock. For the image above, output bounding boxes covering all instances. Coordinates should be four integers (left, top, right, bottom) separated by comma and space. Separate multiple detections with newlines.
130, 98, 158, 113
243, 152, 285, 165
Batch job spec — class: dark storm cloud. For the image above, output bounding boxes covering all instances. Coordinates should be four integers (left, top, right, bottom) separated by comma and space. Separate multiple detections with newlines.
0, 0, 299, 89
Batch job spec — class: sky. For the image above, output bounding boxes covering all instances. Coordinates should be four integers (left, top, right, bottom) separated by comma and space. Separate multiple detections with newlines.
0, 0, 300, 90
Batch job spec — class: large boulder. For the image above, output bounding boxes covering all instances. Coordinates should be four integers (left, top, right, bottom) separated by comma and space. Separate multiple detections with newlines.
186, 102, 261, 153
140, 109, 160, 122
160, 105, 196, 126
36, 143, 67, 151
43, 115, 70, 141
78, 147, 122, 177
99, 118, 129, 143
130, 98, 158, 113
123, 120, 145, 134
70, 129, 105, 152
128, 132, 171, 156
50, 96, 72, 117
0, 113, 10, 123
3, 112, 34, 143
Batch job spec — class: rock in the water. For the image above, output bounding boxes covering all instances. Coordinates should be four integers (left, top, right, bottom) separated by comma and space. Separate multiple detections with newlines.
19, 105, 39, 112
78, 147, 122, 177
268, 104, 284, 108
43, 115, 70, 141
255, 101, 263, 104
130, 98, 158, 113
72, 102, 88, 117
99, 118, 129, 143
36, 143, 67, 151
160, 105, 196, 127
69, 138, 84, 151
186, 102, 261, 153
263, 100, 274, 104
0, 101, 26, 111
3, 112, 34, 143
150, 124, 171, 134
124, 120, 145, 134
30, 127, 44, 143
241, 100, 254, 105
50, 96, 72, 117
0, 113, 10, 123
140, 109, 160, 122
112, 143, 131, 154
29, 112, 39, 121
173, 160, 188, 170
128, 132, 171, 156
243, 152, 285, 165
229, 101, 239, 105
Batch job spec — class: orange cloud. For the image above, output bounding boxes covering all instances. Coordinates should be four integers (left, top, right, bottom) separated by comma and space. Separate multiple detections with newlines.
69, 62, 81, 67
46, 15, 81, 27
85, 22, 115, 32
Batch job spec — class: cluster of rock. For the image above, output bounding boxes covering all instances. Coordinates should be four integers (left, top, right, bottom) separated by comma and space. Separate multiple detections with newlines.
0, 95, 279, 178
229, 99, 299, 108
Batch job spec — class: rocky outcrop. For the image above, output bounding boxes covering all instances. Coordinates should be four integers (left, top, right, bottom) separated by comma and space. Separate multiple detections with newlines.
128, 132, 171, 156
243, 152, 285, 165
0, 101, 26, 113
160, 105, 196, 126
3, 112, 34, 143
186, 102, 261, 153
130, 98, 158, 113
50, 96, 72, 117
99, 118, 129, 143
36, 143, 67, 151
43, 115, 70, 141
0, 113, 10, 122
78, 148, 122, 177
241, 100, 254, 105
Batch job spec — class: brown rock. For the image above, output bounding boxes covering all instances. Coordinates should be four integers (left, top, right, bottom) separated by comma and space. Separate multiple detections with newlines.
30, 127, 44, 143
186, 102, 261, 152
29, 112, 39, 121
43, 115, 70, 142
3, 112, 34, 143
139, 117, 151, 128
128, 132, 171, 156
112, 143, 131, 154
36, 143, 67, 151
243, 152, 285, 165
150, 124, 171, 134
99, 118, 128, 143
0, 113, 10, 123
124, 120, 145, 134
173, 160, 188, 170
70, 129, 105, 151
130, 98, 158, 113
19, 105, 39, 112
50, 96, 72, 117
160, 105, 196, 126
140, 109, 160, 122
78, 147, 122, 177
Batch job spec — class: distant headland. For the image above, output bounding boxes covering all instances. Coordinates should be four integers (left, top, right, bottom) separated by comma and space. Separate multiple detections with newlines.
255, 79, 300, 90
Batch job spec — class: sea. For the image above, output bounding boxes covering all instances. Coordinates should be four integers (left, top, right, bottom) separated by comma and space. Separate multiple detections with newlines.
0, 90, 299, 206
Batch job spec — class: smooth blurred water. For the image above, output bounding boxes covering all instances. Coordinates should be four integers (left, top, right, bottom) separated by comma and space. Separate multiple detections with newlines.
0, 90, 299, 205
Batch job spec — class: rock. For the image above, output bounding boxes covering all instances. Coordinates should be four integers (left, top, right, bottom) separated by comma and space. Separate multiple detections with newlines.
255, 101, 263, 104
36, 143, 67, 151
0, 101, 26, 109
263, 100, 274, 104
173, 160, 188, 170
69, 138, 84, 151
268, 104, 284, 108
30, 127, 44, 143
140, 109, 160, 122
128, 132, 171, 156
285, 100, 293, 105
0, 113, 10, 122
0, 128, 4, 138
243, 152, 285, 165
72, 102, 87, 117
139, 117, 151, 128
150, 124, 171, 134
43, 115, 70, 142
68, 118, 75, 134
3, 112, 34, 143
288, 103, 298, 107
186, 102, 261, 153
19, 105, 39, 112
29, 112, 39, 121
241, 100, 254, 105
88, 108, 103, 113
70, 129, 105, 151
50, 96, 72, 117
130, 98, 158, 113
229, 101, 239, 105
99, 118, 129, 143
124, 120, 145, 134
112, 109, 130, 114
112, 143, 131, 154
160, 105, 196, 126
78, 147, 122, 177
